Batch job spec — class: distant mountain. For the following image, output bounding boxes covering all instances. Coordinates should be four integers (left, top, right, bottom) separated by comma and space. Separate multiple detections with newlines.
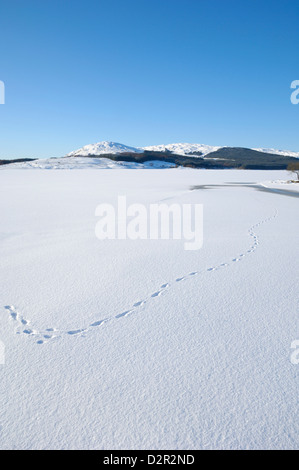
66, 140, 299, 159
67, 141, 143, 157
142, 143, 299, 159
201, 147, 299, 169
142, 143, 220, 157
252, 148, 299, 158
2, 141, 299, 170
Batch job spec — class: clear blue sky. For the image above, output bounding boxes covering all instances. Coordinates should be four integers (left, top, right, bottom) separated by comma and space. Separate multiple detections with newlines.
0, 0, 298, 158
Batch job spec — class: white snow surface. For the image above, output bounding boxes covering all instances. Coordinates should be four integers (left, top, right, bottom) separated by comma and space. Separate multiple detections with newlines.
0, 169, 298, 450
261, 179, 299, 193
2, 156, 175, 170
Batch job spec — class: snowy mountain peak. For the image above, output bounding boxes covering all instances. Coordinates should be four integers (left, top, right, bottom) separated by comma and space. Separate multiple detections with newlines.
142, 142, 221, 157
66, 140, 299, 159
67, 141, 143, 157
252, 147, 299, 158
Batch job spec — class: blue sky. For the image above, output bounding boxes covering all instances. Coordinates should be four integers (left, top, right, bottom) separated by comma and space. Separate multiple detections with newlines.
0, 0, 298, 158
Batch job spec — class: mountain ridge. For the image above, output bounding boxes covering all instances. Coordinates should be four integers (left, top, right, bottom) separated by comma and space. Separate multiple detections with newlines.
66, 140, 299, 159
1, 141, 299, 169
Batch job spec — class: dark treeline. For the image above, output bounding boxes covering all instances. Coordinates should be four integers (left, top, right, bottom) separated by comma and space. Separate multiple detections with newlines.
0, 158, 36, 166
83, 148, 299, 170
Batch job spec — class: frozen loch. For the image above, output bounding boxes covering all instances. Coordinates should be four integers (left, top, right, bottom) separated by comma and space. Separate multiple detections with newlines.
0, 169, 298, 449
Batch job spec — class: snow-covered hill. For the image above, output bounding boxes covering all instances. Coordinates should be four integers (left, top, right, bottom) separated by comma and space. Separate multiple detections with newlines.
66, 141, 299, 159
1, 156, 175, 170
66, 141, 221, 158
143, 143, 299, 158
2, 141, 298, 170
253, 148, 299, 158
142, 142, 221, 157
67, 141, 143, 157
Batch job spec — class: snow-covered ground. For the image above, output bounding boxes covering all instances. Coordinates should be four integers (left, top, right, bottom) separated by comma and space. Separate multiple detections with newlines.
0, 169, 298, 450
1, 156, 175, 170
261, 179, 299, 193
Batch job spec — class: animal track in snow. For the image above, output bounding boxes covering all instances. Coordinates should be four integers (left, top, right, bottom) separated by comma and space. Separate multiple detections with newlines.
90, 319, 108, 327
5, 305, 62, 344
5, 209, 278, 345
67, 329, 85, 336
115, 310, 133, 319
151, 291, 162, 298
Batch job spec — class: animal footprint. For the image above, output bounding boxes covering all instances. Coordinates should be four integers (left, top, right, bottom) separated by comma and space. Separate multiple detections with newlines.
90, 319, 107, 327
23, 329, 36, 335
5, 305, 31, 329
67, 329, 85, 336
115, 310, 133, 319
151, 291, 162, 298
